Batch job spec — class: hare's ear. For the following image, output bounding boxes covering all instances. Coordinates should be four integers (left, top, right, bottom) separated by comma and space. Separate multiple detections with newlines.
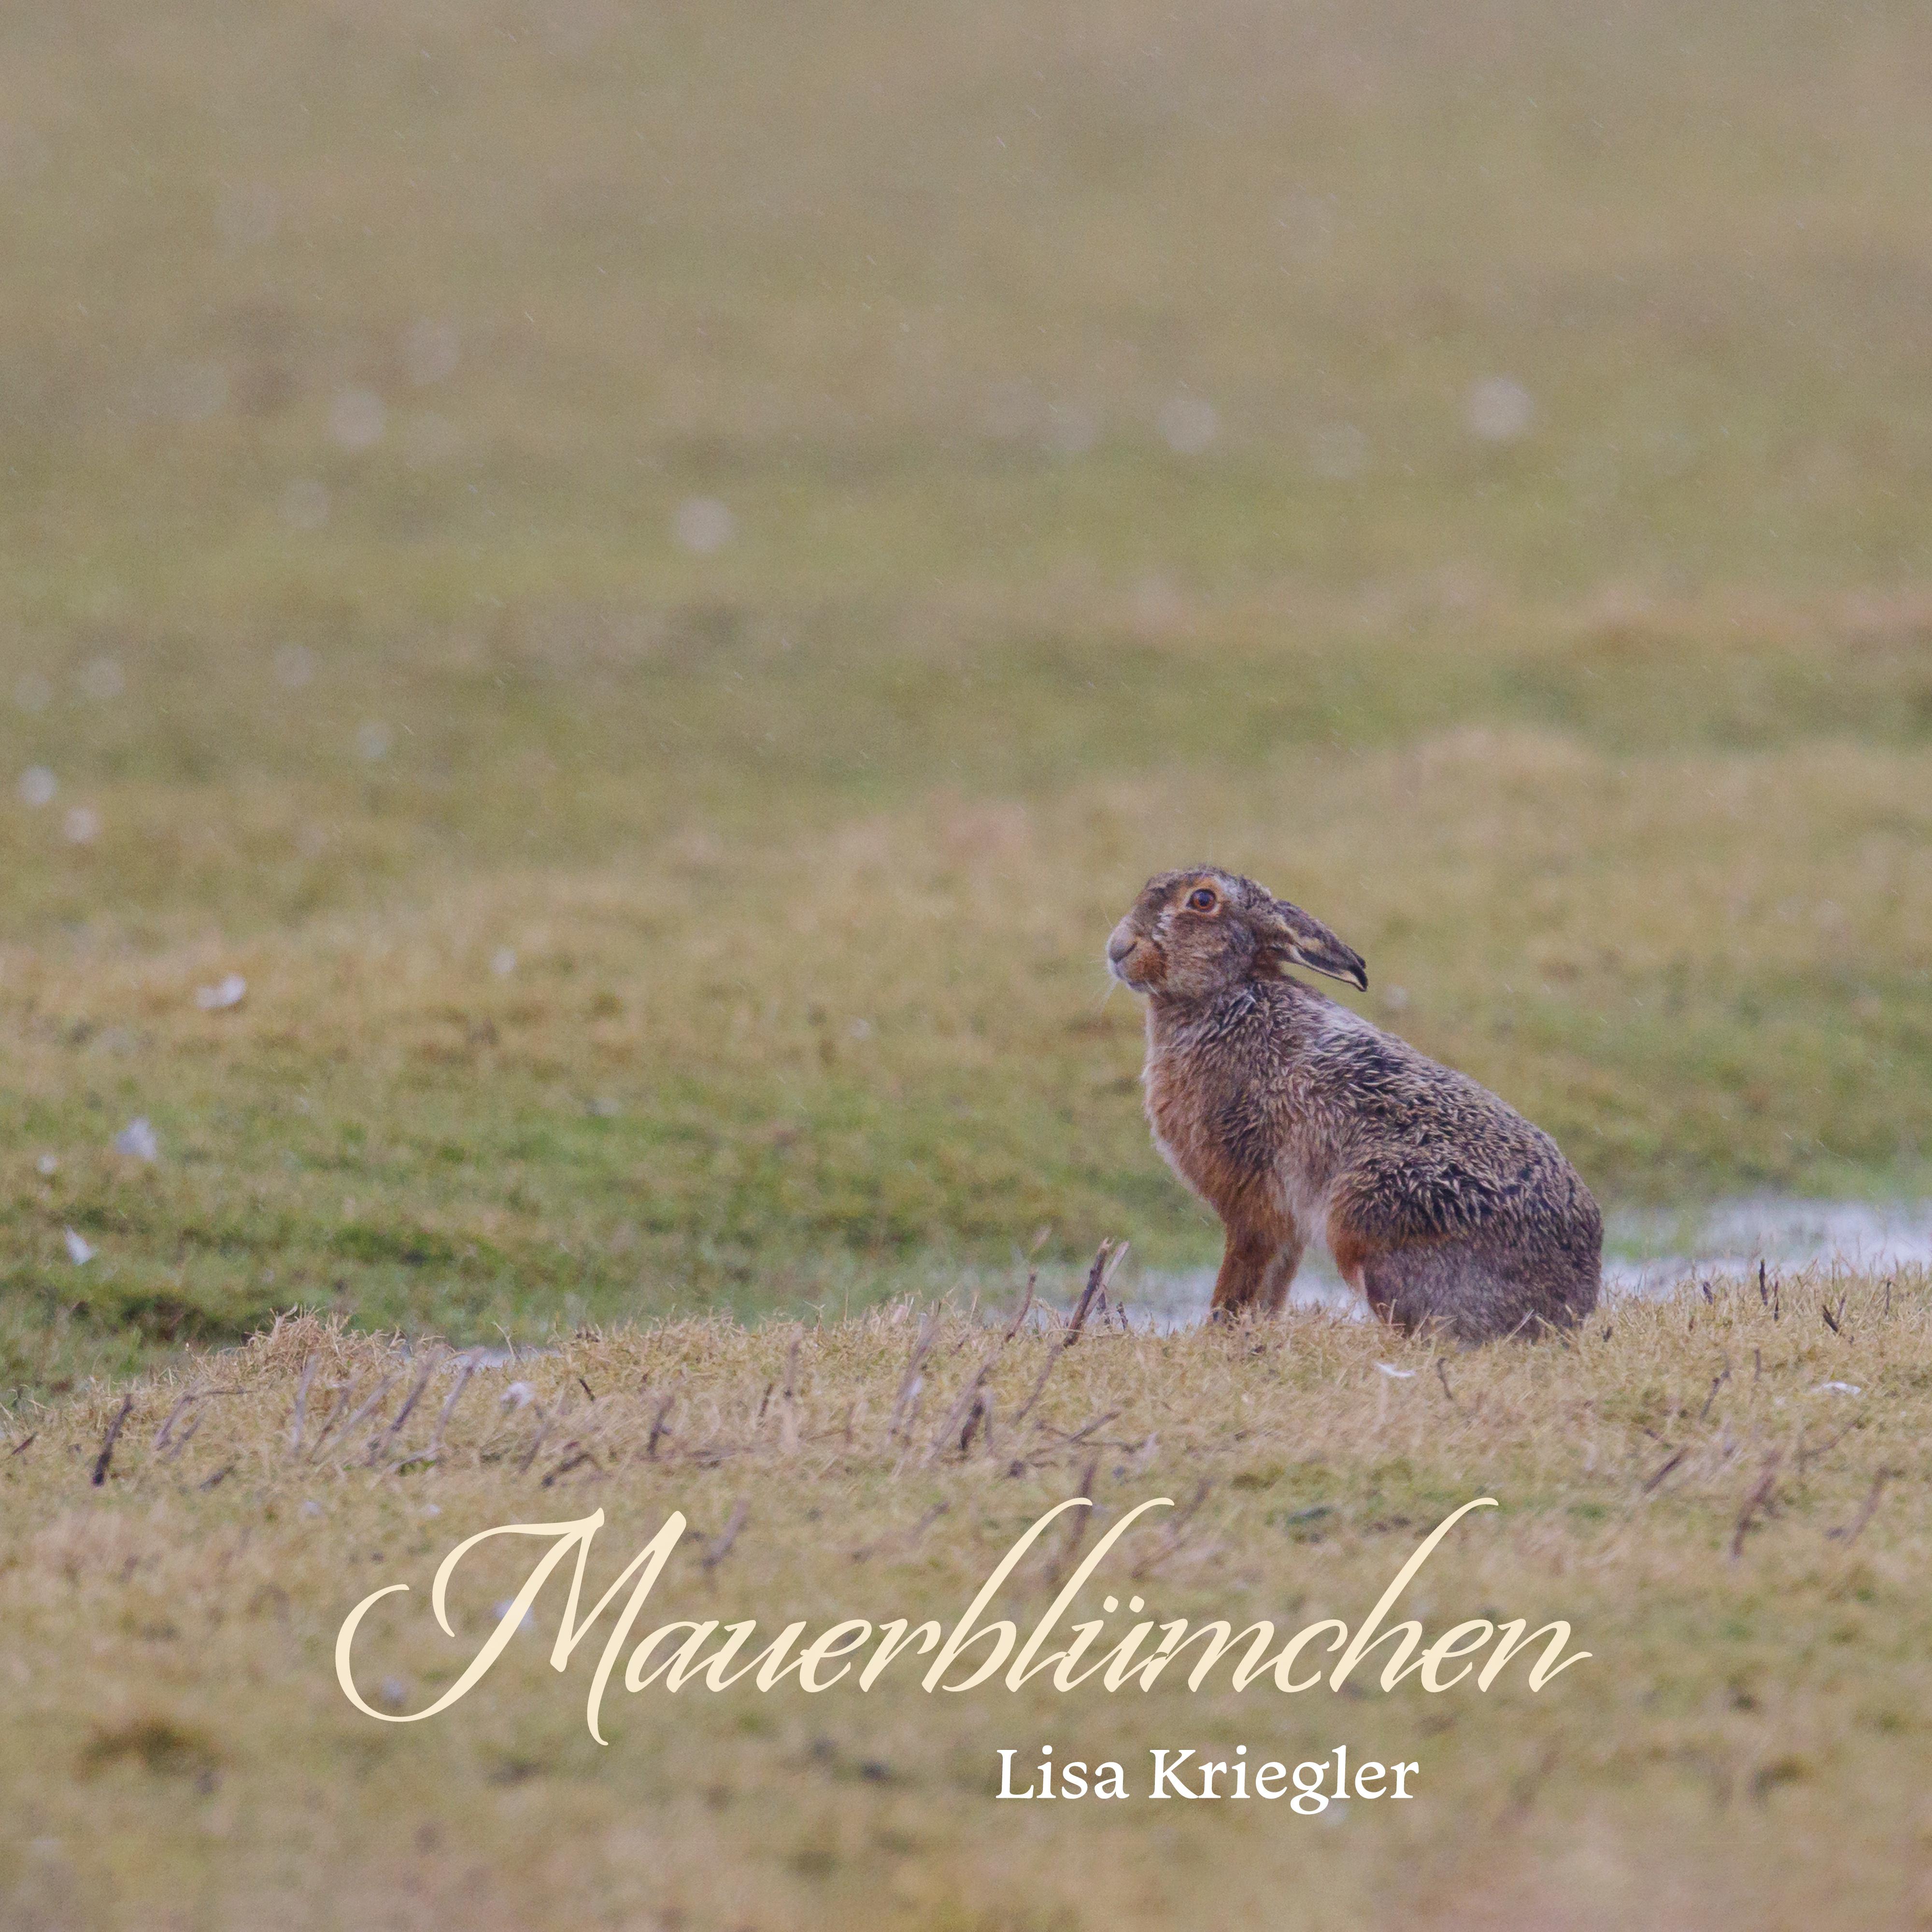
1257, 898, 1368, 991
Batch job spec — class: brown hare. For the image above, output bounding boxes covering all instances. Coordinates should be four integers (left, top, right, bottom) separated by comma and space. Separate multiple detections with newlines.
1107, 867, 1601, 1342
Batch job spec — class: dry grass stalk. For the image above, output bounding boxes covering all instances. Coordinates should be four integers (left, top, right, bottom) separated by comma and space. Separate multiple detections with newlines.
318, 1375, 398, 1464
90, 1396, 133, 1488
429, 1361, 477, 1460
366, 1354, 444, 1467
286, 1357, 320, 1457
701, 1500, 750, 1575
1828, 1470, 1891, 1547
1730, 1449, 1784, 1560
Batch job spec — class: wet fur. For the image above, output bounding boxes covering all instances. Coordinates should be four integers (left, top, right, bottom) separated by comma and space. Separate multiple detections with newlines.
1109, 867, 1601, 1343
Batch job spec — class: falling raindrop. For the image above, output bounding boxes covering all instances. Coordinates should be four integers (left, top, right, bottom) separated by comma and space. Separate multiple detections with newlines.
63, 807, 100, 845
36, 1154, 57, 1177
17, 766, 55, 808
491, 947, 518, 976
355, 722, 393, 761
673, 497, 736, 554
280, 478, 330, 530
403, 319, 460, 386
1465, 376, 1534, 443
114, 1118, 159, 1162
63, 1228, 95, 1265
12, 672, 50, 714
329, 388, 387, 451
272, 642, 316, 689
1157, 396, 1219, 456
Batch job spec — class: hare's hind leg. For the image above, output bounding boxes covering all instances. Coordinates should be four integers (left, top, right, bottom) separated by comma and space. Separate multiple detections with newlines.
1355, 1236, 1579, 1344
1210, 1221, 1305, 1320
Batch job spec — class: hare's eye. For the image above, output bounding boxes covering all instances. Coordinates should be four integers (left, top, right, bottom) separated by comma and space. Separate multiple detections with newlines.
1187, 887, 1217, 912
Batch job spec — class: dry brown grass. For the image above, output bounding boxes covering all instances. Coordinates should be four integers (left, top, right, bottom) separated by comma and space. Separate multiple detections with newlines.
5, 1266, 1930, 1929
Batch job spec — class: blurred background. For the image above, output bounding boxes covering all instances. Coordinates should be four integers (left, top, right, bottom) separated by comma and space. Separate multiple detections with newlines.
3, 0, 1930, 1389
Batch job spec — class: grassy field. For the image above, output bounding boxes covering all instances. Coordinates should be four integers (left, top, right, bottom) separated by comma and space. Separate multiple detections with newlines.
4, 0, 1932, 1402
3, 6, 1932, 1914
6, 687, 1931, 1403
4, 1268, 1929, 1930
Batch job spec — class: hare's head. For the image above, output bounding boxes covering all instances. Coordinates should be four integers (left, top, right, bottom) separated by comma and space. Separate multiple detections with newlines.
1106, 867, 1367, 1001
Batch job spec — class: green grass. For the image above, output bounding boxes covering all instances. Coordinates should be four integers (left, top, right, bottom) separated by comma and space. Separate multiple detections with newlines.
5, 0, 1932, 1400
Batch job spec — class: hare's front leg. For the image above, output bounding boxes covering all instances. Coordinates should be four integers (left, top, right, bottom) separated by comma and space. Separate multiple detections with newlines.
1210, 1222, 1305, 1319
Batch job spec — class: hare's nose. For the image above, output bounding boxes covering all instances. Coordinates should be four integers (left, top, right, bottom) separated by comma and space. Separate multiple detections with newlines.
1106, 924, 1139, 965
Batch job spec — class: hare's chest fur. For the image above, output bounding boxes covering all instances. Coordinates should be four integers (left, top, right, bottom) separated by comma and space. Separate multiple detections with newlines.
1140, 993, 1340, 1238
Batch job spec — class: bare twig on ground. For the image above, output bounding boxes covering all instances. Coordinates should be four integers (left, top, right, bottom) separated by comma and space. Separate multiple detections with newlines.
888, 1311, 942, 1443
518, 1388, 572, 1475
850, 1501, 950, 1563
91, 1396, 133, 1487
541, 1445, 600, 1486
367, 1354, 443, 1467
925, 1340, 1006, 1465
1131, 1478, 1214, 1581
1730, 1450, 1782, 1559
702, 1500, 748, 1575
1041, 1456, 1102, 1592
160, 1412, 205, 1463
429, 1361, 476, 1459
1010, 1241, 1129, 1432
1696, 1364, 1730, 1423
315, 1375, 396, 1463
287, 1357, 319, 1457
1003, 1269, 1037, 1341
1053, 1407, 1122, 1448
152, 1388, 239, 1454
1795, 1415, 1861, 1474
1066, 1239, 1128, 1342
1827, 1470, 1891, 1547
